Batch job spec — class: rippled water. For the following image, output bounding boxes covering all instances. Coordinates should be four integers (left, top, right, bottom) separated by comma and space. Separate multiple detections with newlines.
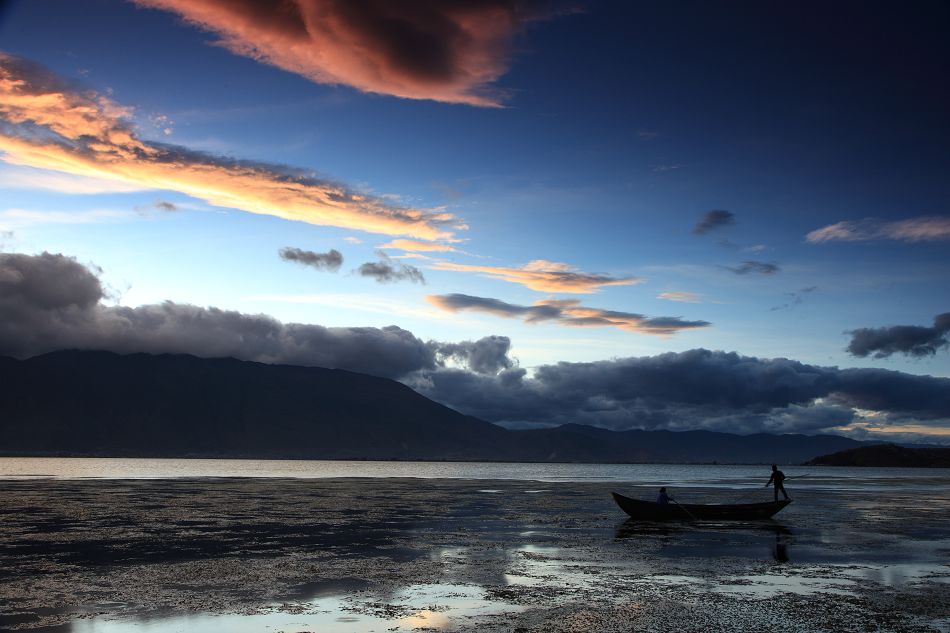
1, 457, 947, 492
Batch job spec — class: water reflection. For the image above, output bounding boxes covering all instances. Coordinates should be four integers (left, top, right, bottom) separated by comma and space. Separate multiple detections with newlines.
400, 609, 450, 629
615, 519, 795, 563
614, 518, 683, 540
69, 583, 522, 633
772, 524, 790, 563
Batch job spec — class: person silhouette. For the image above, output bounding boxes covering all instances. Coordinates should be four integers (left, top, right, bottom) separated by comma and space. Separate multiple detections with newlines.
656, 487, 670, 505
765, 464, 789, 501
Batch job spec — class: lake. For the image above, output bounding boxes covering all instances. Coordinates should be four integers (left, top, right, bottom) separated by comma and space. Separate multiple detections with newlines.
1, 459, 948, 632
2, 457, 948, 491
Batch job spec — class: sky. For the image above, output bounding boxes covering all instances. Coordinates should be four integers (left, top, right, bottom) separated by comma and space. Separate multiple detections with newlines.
1, 0, 948, 443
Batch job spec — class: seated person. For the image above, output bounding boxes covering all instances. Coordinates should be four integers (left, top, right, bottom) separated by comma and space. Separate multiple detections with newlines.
656, 487, 670, 505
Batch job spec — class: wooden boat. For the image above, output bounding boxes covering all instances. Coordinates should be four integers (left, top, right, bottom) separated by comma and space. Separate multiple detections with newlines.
611, 492, 791, 521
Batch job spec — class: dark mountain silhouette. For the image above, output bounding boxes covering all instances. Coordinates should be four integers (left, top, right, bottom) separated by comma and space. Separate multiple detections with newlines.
1, 350, 872, 463
807, 444, 950, 468
0, 350, 508, 460
507, 423, 866, 465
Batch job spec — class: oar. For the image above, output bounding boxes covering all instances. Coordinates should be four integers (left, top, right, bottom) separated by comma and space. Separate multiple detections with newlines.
670, 497, 698, 521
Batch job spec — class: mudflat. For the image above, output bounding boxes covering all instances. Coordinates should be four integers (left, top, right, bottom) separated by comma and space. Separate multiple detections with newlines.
1, 476, 948, 632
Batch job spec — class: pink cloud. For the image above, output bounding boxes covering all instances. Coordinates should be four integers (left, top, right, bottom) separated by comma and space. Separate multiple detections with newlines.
133, 0, 551, 106
427, 293, 711, 336
431, 259, 641, 293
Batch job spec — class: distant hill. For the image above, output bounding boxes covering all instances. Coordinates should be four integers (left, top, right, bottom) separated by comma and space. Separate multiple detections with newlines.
507, 423, 866, 465
807, 444, 950, 468
0, 350, 872, 464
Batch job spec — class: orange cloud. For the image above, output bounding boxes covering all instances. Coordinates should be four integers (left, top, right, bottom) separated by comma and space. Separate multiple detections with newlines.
427, 294, 710, 336
431, 259, 641, 293
132, 0, 547, 106
380, 238, 458, 253
0, 53, 458, 240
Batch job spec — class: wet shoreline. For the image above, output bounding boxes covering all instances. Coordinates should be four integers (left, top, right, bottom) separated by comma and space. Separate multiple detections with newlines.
1, 477, 948, 631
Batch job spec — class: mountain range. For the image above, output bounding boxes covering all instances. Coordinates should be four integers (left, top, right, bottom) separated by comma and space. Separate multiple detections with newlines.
0, 350, 873, 464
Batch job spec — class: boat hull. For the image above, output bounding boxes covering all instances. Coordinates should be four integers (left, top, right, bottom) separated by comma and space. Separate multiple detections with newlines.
611, 492, 791, 521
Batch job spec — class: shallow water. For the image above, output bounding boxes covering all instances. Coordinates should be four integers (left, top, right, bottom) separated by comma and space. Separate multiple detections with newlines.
2, 457, 948, 492
2, 465, 948, 632
69, 583, 522, 633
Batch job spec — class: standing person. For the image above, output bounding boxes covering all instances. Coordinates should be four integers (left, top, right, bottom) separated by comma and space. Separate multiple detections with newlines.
765, 464, 789, 501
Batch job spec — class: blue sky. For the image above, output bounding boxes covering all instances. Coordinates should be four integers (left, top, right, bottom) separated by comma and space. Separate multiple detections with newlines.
1, 0, 948, 440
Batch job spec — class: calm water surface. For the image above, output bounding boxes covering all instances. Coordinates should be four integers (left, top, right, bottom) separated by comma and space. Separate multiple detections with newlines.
2, 459, 948, 632
1, 457, 947, 491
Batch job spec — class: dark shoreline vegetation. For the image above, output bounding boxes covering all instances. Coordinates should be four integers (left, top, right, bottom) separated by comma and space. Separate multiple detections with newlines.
807, 444, 950, 468
0, 349, 884, 465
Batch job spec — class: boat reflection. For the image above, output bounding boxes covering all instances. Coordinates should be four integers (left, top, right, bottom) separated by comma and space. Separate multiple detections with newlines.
614, 518, 683, 540
615, 519, 794, 563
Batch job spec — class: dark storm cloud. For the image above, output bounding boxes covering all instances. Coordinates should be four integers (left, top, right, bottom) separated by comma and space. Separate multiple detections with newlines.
832, 367, 950, 421
279, 247, 344, 272
692, 209, 735, 235
407, 348, 950, 433
432, 335, 514, 375
724, 260, 780, 275
132, 0, 563, 106
0, 251, 103, 311
0, 251, 434, 378
357, 259, 425, 284
4, 252, 947, 438
847, 313, 950, 358
429, 293, 561, 322
428, 293, 710, 335
763, 403, 856, 434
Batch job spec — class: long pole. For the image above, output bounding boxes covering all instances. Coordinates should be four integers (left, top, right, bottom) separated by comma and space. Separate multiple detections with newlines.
671, 498, 698, 521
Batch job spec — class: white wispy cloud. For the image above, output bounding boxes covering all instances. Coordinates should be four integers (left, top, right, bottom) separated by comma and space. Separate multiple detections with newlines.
379, 238, 458, 253
0, 207, 136, 228
658, 291, 701, 303
0, 165, 150, 194
807, 217, 950, 243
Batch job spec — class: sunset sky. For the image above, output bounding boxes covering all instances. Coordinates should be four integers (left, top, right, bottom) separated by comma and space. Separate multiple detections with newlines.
1, 1, 948, 442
